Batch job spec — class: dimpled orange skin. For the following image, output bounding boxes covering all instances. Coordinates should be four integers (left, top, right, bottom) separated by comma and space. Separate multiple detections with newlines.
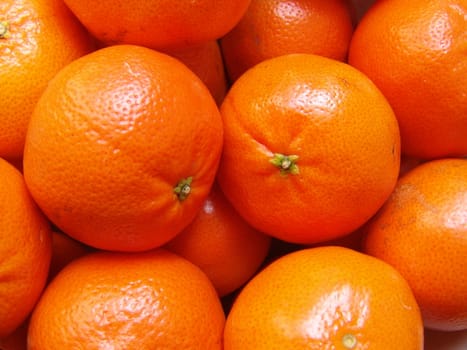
363, 158, 467, 331
217, 53, 401, 245
220, 0, 355, 82
0, 158, 52, 337
224, 246, 424, 349
165, 183, 271, 297
28, 249, 225, 349
163, 40, 228, 106
62, 0, 252, 50
0, 0, 95, 161
23, 44, 224, 252
348, 0, 467, 159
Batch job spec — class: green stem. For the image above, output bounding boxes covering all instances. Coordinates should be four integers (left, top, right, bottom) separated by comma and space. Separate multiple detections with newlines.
174, 177, 193, 201
270, 153, 299, 175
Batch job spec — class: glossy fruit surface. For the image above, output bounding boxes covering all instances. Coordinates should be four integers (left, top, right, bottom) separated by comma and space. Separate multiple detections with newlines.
0, 0, 95, 160
23, 44, 224, 252
217, 53, 400, 244
63, 0, 252, 50
363, 158, 467, 331
163, 40, 228, 105
0, 158, 52, 337
165, 183, 271, 296
348, 0, 467, 159
224, 246, 424, 349
221, 0, 354, 82
28, 249, 225, 349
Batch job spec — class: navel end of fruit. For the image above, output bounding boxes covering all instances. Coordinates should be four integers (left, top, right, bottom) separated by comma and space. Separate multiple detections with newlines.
270, 153, 299, 175
174, 177, 193, 201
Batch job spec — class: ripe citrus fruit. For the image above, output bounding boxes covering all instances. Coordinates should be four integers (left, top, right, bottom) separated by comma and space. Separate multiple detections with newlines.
163, 40, 228, 105
23, 44, 224, 252
224, 246, 424, 349
348, 0, 467, 159
217, 53, 401, 244
28, 249, 225, 349
363, 158, 467, 331
62, 0, 252, 50
0, 157, 52, 337
0, 0, 95, 161
220, 0, 355, 82
165, 183, 271, 297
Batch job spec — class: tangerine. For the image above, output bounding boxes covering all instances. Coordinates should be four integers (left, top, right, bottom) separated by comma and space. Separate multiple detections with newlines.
0, 158, 52, 337
0, 0, 95, 160
363, 158, 467, 331
348, 0, 467, 159
165, 183, 271, 297
224, 246, 424, 349
217, 53, 401, 244
28, 249, 225, 349
23, 44, 224, 252
63, 0, 252, 50
220, 0, 354, 82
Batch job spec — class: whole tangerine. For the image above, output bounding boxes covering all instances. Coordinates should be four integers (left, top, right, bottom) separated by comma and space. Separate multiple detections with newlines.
23, 44, 224, 252
217, 53, 401, 244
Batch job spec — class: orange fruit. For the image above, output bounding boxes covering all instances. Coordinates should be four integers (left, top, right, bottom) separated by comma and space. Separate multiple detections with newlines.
28, 249, 225, 349
0, 0, 95, 161
220, 0, 355, 82
348, 0, 467, 159
0, 157, 52, 337
217, 53, 401, 245
363, 158, 467, 331
23, 44, 224, 252
224, 246, 424, 349
163, 40, 228, 105
165, 183, 271, 297
62, 0, 252, 50
48, 230, 91, 281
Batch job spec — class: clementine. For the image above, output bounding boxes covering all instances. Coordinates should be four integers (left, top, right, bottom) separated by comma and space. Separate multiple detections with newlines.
220, 0, 355, 82
62, 0, 252, 50
163, 40, 228, 105
224, 246, 424, 349
348, 0, 467, 159
0, 0, 95, 161
28, 249, 225, 349
363, 158, 467, 331
217, 53, 401, 245
23, 44, 224, 252
165, 183, 271, 297
0, 157, 52, 337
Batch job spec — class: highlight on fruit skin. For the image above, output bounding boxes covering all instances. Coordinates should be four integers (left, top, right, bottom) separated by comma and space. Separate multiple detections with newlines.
22, 44, 224, 253
223, 246, 424, 349
217, 53, 401, 246
363, 158, 467, 332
